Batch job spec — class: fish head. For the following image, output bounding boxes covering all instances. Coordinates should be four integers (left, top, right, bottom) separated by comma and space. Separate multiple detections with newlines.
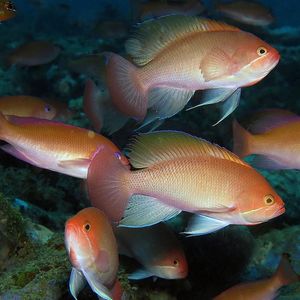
65, 207, 108, 270
34, 102, 57, 120
151, 248, 188, 279
237, 180, 285, 224
231, 32, 280, 86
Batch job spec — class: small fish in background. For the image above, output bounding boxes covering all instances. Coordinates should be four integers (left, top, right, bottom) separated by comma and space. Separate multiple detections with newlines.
0, 112, 128, 178
87, 130, 284, 234
0, 0, 16, 22
0, 95, 57, 120
83, 79, 129, 135
45, 98, 75, 122
115, 223, 188, 280
65, 207, 122, 300
105, 16, 280, 125
233, 109, 300, 170
93, 20, 129, 40
215, 0, 274, 27
214, 253, 299, 300
137, 0, 205, 21
7, 41, 60, 67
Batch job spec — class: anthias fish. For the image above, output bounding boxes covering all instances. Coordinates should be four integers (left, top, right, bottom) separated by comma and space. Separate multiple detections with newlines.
87, 131, 284, 234
65, 207, 121, 300
0, 0, 16, 22
115, 223, 188, 280
214, 254, 299, 300
215, 0, 274, 26
233, 109, 300, 170
0, 113, 128, 178
105, 16, 279, 125
8, 41, 60, 66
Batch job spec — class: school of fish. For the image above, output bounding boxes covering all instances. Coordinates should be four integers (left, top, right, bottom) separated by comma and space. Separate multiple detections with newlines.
2, 1, 300, 299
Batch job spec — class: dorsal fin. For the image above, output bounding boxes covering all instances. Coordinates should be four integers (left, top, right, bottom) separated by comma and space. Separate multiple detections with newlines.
125, 16, 240, 66
127, 131, 249, 169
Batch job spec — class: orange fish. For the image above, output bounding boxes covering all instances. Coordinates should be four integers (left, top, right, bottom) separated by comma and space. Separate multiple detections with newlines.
0, 95, 57, 120
138, 0, 205, 21
105, 16, 279, 125
214, 253, 299, 300
0, 113, 128, 178
115, 223, 188, 280
65, 207, 121, 300
45, 98, 75, 122
0, 0, 16, 22
83, 79, 129, 134
215, 0, 274, 27
87, 131, 284, 234
7, 41, 60, 66
233, 110, 300, 169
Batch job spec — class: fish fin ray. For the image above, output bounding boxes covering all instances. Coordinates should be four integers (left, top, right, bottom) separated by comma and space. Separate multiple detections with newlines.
69, 268, 86, 300
119, 195, 181, 227
125, 16, 240, 66
127, 130, 249, 169
252, 154, 288, 170
128, 268, 153, 280
232, 119, 253, 158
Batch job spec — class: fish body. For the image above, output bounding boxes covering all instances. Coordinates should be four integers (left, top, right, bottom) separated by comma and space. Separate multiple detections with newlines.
106, 16, 279, 124
0, 0, 15, 22
216, 1, 274, 26
115, 223, 188, 279
65, 207, 121, 300
0, 96, 56, 120
214, 254, 299, 300
0, 113, 127, 178
233, 111, 300, 170
8, 41, 60, 66
87, 131, 284, 233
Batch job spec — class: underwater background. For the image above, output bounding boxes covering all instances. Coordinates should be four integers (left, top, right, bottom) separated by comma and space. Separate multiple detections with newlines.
0, 0, 300, 299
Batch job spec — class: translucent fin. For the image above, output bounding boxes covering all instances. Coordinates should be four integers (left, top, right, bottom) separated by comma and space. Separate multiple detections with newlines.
127, 130, 249, 169
128, 268, 153, 280
119, 194, 181, 228
252, 155, 289, 170
125, 16, 240, 66
213, 88, 241, 126
183, 214, 229, 236
69, 268, 86, 300
58, 158, 90, 170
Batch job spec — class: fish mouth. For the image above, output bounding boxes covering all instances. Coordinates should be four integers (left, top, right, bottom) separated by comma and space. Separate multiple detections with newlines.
273, 205, 285, 217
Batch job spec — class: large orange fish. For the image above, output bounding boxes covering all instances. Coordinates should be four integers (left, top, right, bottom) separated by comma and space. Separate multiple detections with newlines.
215, 0, 274, 27
0, 0, 16, 22
0, 95, 57, 120
105, 16, 279, 125
87, 131, 284, 234
214, 253, 299, 300
65, 207, 121, 300
233, 109, 300, 169
7, 41, 60, 66
0, 113, 128, 178
115, 223, 188, 280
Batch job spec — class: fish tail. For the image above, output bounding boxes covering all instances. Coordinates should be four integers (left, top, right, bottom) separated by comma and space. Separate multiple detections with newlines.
232, 119, 253, 158
274, 253, 299, 287
105, 52, 148, 120
87, 146, 132, 223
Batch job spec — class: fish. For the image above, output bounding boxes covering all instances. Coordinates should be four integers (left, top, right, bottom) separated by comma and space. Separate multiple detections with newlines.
232, 110, 300, 170
215, 0, 274, 27
138, 0, 205, 21
0, 0, 16, 22
0, 112, 128, 178
105, 16, 280, 125
45, 98, 75, 122
115, 223, 188, 280
65, 207, 121, 300
83, 79, 129, 134
7, 41, 60, 66
87, 130, 284, 234
0, 96, 57, 120
214, 253, 299, 300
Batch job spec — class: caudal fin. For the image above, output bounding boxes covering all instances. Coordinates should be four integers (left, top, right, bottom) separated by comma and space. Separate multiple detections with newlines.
105, 52, 148, 120
274, 253, 299, 287
232, 119, 253, 158
87, 146, 132, 223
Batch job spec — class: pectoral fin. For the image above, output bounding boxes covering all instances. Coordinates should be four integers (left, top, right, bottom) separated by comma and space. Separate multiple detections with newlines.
128, 268, 153, 280
69, 268, 86, 300
58, 158, 90, 169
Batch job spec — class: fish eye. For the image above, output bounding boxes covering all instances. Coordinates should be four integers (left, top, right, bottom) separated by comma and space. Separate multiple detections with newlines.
44, 104, 52, 113
114, 152, 122, 160
257, 47, 268, 56
83, 223, 91, 231
173, 259, 179, 266
264, 194, 275, 205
